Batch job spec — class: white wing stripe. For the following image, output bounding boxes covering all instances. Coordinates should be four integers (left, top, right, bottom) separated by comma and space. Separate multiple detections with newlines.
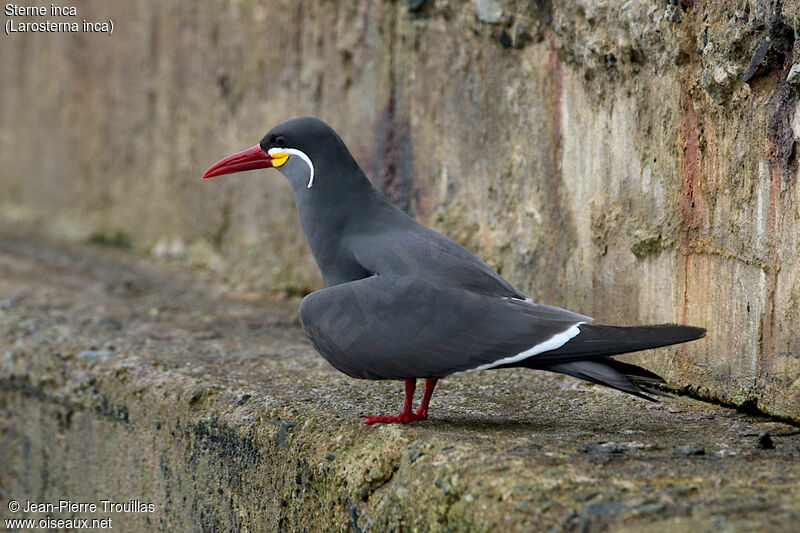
454, 322, 586, 374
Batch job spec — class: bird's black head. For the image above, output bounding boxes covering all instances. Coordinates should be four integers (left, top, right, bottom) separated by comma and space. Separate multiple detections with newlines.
203, 116, 364, 193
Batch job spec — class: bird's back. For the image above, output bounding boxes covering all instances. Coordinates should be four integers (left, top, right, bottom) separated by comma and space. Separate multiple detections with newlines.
344, 192, 527, 300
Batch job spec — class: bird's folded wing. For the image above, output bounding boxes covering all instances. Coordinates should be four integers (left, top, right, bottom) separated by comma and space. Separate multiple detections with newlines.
299, 274, 592, 379
350, 230, 528, 300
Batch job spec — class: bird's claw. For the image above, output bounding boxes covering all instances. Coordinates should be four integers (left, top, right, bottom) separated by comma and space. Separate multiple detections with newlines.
363, 409, 428, 425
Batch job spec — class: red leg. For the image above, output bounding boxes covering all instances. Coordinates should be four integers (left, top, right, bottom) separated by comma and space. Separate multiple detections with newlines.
364, 378, 433, 424
414, 378, 438, 419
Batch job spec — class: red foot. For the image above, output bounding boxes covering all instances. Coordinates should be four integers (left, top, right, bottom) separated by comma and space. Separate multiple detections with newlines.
363, 411, 427, 425
363, 378, 438, 425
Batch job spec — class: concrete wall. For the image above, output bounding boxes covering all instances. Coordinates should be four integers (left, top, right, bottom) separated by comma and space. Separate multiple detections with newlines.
1, 0, 798, 420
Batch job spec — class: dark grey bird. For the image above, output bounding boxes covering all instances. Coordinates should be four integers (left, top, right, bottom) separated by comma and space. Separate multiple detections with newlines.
203, 116, 706, 424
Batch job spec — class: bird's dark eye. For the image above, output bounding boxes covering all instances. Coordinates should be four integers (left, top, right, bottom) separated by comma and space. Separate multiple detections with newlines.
275, 135, 286, 147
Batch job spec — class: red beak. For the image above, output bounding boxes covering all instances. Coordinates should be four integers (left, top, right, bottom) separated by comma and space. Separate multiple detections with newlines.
202, 144, 272, 179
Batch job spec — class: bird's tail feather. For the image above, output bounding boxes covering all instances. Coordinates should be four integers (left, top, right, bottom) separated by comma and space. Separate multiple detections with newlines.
534, 324, 706, 363
541, 358, 668, 401
517, 324, 706, 401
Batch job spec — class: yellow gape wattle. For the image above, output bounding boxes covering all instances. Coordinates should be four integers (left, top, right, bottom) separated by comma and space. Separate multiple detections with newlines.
270, 152, 289, 167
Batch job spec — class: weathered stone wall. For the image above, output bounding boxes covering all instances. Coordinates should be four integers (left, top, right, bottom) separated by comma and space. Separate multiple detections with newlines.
1, 0, 798, 420
2, 234, 799, 532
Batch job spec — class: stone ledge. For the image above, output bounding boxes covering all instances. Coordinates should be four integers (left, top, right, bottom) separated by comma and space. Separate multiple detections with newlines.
1, 233, 799, 532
